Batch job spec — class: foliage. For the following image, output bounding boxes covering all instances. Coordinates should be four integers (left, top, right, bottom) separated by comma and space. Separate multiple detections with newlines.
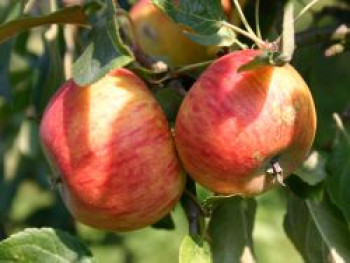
0, 0, 350, 262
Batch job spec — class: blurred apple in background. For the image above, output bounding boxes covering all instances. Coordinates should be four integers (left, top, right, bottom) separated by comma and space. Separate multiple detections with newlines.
40, 68, 185, 231
129, 0, 220, 67
221, 0, 247, 24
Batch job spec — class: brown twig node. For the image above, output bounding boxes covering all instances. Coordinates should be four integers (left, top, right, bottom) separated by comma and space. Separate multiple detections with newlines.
50, 174, 63, 190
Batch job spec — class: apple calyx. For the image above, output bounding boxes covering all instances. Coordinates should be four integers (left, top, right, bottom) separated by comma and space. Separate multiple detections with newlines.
265, 156, 286, 187
237, 48, 292, 73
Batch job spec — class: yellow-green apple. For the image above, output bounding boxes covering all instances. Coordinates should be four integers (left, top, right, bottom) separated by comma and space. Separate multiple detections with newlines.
175, 49, 317, 196
39, 68, 185, 231
130, 0, 219, 67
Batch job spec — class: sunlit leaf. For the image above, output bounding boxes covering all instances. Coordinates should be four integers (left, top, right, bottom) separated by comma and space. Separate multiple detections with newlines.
294, 151, 328, 185
1, 121, 29, 219
0, 0, 23, 23
153, 0, 226, 35
17, 119, 39, 158
284, 192, 350, 263
153, 0, 229, 47
307, 197, 350, 261
326, 113, 350, 226
185, 26, 236, 47
0, 228, 93, 262
284, 193, 328, 263
284, 174, 324, 200
152, 213, 175, 230
179, 235, 212, 263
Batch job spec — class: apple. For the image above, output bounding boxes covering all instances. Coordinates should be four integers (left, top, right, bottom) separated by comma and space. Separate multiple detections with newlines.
221, 0, 247, 24
175, 49, 317, 196
39, 68, 185, 231
129, 0, 219, 67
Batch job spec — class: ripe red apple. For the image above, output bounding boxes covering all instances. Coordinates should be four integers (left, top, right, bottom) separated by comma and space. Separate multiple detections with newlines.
130, 0, 219, 67
175, 49, 317, 196
39, 68, 185, 231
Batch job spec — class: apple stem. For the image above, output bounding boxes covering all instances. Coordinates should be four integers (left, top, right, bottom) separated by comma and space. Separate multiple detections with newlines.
269, 157, 286, 186
181, 178, 206, 238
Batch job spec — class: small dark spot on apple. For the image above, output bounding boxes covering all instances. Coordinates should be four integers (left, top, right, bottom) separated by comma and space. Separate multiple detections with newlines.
141, 24, 158, 41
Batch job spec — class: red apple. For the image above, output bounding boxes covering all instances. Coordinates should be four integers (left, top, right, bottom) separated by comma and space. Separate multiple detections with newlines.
130, 0, 219, 67
175, 49, 317, 196
39, 68, 185, 231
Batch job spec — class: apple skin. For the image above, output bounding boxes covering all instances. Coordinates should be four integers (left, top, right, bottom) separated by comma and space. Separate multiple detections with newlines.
39, 68, 186, 231
130, 0, 219, 67
175, 49, 317, 196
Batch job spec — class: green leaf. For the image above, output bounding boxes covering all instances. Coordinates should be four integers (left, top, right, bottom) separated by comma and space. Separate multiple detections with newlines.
284, 174, 324, 201
179, 235, 212, 263
17, 119, 39, 159
208, 197, 256, 263
307, 196, 350, 261
153, 0, 227, 46
1, 120, 35, 220
294, 151, 328, 185
185, 27, 236, 47
72, 0, 134, 86
0, 0, 23, 102
0, 0, 23, 23
0, 41, 13, 102
154, 85, 184, 122
152, 213, 175, 230
0, 228, 93, 263
284, 192, 350, 263
326, 113, 350, 226
284, 193, 329, 263
0, 6, 89, 44
202, 194, 237, 214
32, 24, 65, 116
237, 50, 279, 72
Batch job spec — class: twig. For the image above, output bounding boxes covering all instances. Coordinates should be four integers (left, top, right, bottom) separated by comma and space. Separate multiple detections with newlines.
180, 178, 205, 237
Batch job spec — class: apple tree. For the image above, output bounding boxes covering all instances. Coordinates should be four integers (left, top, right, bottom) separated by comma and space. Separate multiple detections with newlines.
0, 0, 350, 262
